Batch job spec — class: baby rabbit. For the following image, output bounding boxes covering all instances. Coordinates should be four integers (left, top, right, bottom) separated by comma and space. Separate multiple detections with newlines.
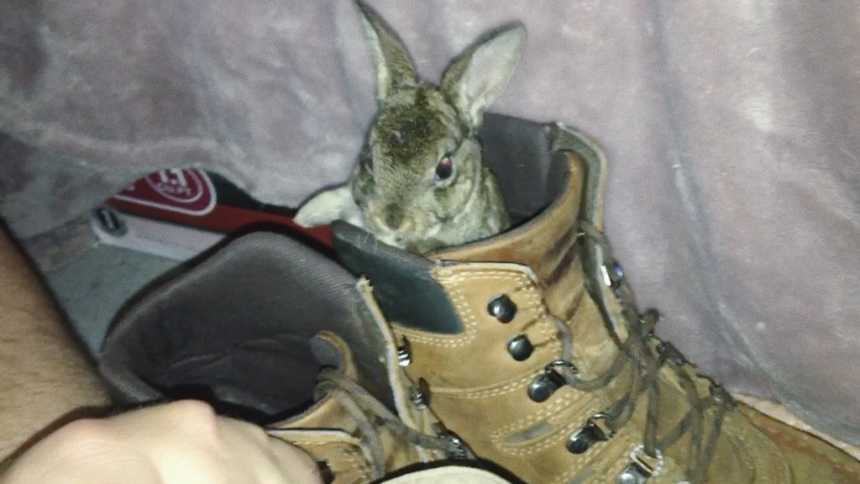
295, 1, 525, 254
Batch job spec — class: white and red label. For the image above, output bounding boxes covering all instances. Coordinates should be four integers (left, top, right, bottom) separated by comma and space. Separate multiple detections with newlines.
114, 169, 216, 216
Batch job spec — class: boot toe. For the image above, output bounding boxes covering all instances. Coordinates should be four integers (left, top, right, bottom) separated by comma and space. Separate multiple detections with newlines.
702, 409, 791, 483
732, 403, 860, 483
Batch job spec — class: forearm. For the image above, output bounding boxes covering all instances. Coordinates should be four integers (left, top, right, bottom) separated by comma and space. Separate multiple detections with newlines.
1, 419, 161, 484
0, 228, 110, 460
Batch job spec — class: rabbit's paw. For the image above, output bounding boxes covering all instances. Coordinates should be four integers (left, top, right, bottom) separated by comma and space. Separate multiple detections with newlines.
294, 184, 363, 228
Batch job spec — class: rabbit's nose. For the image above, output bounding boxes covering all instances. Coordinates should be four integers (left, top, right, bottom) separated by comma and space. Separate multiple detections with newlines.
384, 206, 404, 230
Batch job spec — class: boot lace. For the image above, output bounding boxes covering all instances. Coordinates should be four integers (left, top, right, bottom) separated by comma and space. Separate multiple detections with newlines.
270, 369, 473, 480
527, 221, 734, 482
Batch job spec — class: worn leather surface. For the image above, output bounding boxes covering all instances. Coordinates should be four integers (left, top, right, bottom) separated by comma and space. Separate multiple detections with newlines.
1, 0, 859, 446
341, 153, 860, 482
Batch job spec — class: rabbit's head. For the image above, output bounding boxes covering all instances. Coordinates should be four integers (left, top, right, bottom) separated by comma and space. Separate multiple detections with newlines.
351, 1, 524, 253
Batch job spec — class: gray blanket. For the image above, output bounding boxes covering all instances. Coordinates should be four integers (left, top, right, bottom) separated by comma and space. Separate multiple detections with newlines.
2, 0, 858, 444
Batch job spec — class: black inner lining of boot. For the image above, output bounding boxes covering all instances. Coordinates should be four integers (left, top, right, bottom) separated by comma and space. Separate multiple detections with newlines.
479, 113, 569, 226
142, 333, 319, 423
100, 232, 389, 424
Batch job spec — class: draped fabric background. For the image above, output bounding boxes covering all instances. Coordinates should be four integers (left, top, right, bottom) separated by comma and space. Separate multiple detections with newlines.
1, 0, 858, 444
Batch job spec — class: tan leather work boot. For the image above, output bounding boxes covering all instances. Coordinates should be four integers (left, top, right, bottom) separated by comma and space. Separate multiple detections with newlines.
98, 232, 508, 483
332, 114, 860, 483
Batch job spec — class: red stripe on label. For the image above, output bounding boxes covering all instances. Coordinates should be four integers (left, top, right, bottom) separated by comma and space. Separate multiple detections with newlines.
107, 199, 333, 248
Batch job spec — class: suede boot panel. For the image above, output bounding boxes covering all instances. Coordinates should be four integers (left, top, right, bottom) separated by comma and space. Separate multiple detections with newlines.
395, 264, 554, 388
391, 263, 648, 482
739, 404, 860, 483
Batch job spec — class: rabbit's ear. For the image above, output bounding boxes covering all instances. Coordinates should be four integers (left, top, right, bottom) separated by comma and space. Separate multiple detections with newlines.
441, 24, 525, 128
357, 1, 418, 102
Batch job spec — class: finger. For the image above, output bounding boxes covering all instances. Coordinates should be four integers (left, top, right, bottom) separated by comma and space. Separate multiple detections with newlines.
265, 436, 323, 484
215, 416, 322, 484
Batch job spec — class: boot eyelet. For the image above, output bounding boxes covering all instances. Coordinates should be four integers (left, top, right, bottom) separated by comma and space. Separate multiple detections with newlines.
566, 427, 597, 454
487, 294, 517, 323
566, 414, 613, 454
410, 378, 431, 409
527, 360, 577, 402
527, 373, 559, 402
438, 430, 473, 460
506, 335, 533, 361
397, 338, 412, 367
600, 259, 625, 288
617, 445, 664, 482
547, 359, 579, 375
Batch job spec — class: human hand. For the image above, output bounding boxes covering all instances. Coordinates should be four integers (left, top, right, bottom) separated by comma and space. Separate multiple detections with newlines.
1, 400, 322, 484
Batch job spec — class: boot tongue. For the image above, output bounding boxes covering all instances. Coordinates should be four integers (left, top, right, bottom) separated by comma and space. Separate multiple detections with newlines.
332, 222, 465, 334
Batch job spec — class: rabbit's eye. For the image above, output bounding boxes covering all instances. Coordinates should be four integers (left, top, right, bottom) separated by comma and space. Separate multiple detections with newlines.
434, 156, 454, 182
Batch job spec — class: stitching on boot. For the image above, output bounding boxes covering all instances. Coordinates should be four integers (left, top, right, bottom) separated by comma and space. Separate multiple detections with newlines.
421, 327, 587, 397
547, 439, 639, 484
497, 420, 581, 456
493, 394, 576, 435
398, 269, 532, 347
490, 389, 617, 450
431, 370, 545, 398
491, 394, 601, 450
493, 400, 602, 454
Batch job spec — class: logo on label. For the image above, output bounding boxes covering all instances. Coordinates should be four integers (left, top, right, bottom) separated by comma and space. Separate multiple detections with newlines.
113, 168, 217, 216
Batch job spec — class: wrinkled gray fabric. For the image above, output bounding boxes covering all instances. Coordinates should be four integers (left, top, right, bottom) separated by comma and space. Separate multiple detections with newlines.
1, 1, 858, 444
